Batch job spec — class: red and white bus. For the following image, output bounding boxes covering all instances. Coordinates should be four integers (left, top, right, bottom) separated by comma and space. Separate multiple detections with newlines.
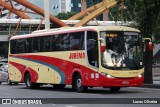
8, 26, 144, 92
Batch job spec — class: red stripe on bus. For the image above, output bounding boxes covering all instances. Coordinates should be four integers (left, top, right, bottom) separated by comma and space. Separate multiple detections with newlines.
9, 61, 38, 82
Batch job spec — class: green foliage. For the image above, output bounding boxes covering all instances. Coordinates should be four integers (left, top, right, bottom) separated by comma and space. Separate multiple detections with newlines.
56, 12, 76, 20
110, 0, 160, 41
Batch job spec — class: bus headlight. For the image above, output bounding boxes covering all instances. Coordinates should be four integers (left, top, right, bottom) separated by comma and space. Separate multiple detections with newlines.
100, 72, 114, 78
138, 74, 142, 78
101, 72, 107, 76
107, 74, 114, 79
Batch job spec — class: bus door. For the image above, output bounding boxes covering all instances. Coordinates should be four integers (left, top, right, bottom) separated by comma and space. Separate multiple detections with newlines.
86, 31, 99, 68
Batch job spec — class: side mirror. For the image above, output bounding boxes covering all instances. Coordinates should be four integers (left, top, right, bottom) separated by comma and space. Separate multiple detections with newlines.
99, 38, 106, 52
143, 38, 153, 51
101, 45, 106, 52
148, 42, 153, 51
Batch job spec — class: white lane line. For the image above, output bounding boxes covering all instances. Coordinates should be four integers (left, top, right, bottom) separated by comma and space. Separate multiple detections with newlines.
128, 87, 160, 91
66, 106, 77, 107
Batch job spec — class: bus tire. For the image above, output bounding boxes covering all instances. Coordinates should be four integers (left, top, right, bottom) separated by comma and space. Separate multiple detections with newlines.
7, 79, 12, 85
14, 83, 18, 85
53, 84, 66, 90
75, 74, 87, 93
25, 73, 40, 89
0, 82, 1, 85
110, 87, 121, 92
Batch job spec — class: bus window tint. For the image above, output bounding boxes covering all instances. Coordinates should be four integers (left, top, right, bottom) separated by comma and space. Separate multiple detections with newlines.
32, 38, 39, 53
16, 39, 27, 53
69, 32, 84, 50
54, 34, 63, 51
39, 37, 44, 52
44, 36, 52, 52
10, 31, 85, 54
87, 31, 99, 68
61, 34, 69, 51
26, 38, 32, 53
10, 40, 17, 54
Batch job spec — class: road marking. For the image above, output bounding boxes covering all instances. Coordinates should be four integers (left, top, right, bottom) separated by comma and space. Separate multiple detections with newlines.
66, 106, 77, 107
128, 87, 160, 91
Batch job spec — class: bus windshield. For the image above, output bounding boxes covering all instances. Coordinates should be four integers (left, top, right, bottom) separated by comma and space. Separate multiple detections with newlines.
101, 31, 143, 70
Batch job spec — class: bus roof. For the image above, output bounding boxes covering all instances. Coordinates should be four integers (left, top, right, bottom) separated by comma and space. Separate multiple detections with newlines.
10, 26, 140, 40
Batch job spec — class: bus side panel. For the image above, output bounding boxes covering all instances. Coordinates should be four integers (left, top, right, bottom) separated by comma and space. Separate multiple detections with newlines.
8, 64, 15, 81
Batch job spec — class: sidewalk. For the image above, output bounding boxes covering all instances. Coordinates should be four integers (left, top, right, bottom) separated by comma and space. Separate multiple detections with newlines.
142, 81, 160, 89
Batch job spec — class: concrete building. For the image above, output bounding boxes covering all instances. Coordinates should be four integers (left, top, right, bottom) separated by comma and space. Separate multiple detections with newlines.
70, 0, 109, 21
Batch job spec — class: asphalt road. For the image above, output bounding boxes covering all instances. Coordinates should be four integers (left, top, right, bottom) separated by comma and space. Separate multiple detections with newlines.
0, 83, 160, 107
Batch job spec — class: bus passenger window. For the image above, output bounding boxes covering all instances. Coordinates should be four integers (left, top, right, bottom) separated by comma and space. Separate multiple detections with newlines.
43, 36, 52, 52
61, 34, 69, 51
32, 38, 39, 53
16, 39, 27, 53
10, 40, 17, 54
69, 32, 84, 50
26, 38, 32, 53
87, 31, 99, 68
54, 34, 62, 51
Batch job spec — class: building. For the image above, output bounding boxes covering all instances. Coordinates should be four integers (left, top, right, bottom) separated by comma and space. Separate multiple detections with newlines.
0, 0, 69, 19
70, 0, 108, 21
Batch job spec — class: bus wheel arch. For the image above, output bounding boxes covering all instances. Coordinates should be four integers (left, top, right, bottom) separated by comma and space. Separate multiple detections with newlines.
24, 71, 40, 89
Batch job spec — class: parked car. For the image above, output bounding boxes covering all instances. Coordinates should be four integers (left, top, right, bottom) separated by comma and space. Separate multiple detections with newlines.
0, 63, 8, 84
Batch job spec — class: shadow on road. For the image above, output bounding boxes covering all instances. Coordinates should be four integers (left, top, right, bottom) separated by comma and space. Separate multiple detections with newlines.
1, 83, 144, 95
11, 84, 143, 94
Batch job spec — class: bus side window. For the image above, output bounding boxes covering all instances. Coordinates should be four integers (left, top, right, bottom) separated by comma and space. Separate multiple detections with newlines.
43, 36, 52, 52
61, 34, 69, 51
10, 40, 17, 54
26, 38, 32, 53
32, 38, 39, 53
16, 39, 27, 53
54, 34, 62, 51
87, 31, 99, 68
69, 32, 84, 50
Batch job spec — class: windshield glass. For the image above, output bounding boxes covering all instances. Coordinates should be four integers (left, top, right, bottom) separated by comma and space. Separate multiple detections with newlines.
101, 31, 143, 70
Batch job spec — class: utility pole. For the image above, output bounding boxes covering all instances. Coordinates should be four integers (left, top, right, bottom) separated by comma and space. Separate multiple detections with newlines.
144, 40, 153, 84
44, 0, 50, 29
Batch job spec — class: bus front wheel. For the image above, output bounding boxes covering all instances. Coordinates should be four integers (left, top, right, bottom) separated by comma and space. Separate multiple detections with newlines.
75, 74, 87, 93
25, 73, 40, 89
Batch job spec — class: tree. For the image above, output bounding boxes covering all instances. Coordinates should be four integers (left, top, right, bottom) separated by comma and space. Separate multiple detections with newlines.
110, 0, 160, 40
56, 12, 76, 20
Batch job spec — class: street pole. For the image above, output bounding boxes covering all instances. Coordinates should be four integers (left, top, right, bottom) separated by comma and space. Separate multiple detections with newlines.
44, 0, 50, 29
144, 41, 153, 84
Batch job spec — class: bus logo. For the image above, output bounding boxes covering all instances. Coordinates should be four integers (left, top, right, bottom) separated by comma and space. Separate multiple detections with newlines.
69, 52, 85, 59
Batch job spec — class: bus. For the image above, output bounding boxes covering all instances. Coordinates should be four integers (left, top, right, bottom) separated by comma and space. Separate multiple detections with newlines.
8, 26, 144, 92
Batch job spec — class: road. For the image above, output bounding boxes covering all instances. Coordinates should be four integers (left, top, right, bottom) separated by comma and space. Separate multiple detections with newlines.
0, 83, 160, 107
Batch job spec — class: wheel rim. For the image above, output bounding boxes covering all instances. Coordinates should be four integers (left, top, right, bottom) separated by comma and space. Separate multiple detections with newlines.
77, 78, 82, 88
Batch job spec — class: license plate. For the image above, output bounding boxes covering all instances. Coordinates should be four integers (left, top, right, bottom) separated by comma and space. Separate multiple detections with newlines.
122, 81, 129, 85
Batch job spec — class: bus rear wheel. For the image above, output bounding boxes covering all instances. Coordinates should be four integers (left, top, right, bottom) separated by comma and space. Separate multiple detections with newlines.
25, 73, 40, 89
74, 74, 87, 93
110, 87, 121, 92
